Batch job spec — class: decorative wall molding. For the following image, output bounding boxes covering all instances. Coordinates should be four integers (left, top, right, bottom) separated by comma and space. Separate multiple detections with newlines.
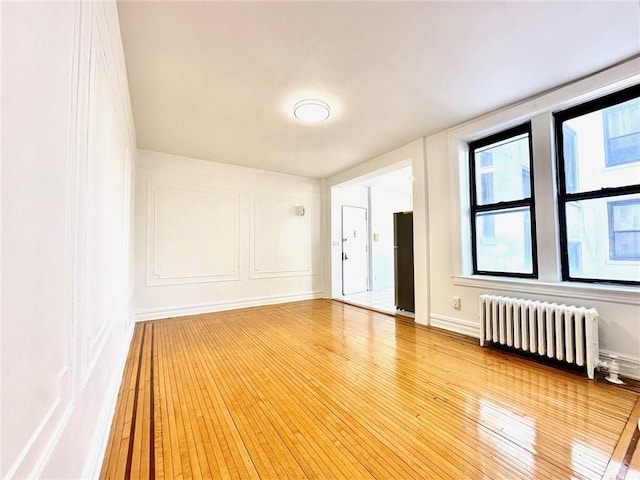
81, 320, 135, 480
135, 291, 324, 322
64, 0, 86, 411
82, 300, 129, 387
429, 314, 481, 339
250, 193, 318, 279
5, 1, 137, 478
2, 368, 73, 479
80, 1, 131, 387
5, 1, 88, 477
145, 179, 242, 286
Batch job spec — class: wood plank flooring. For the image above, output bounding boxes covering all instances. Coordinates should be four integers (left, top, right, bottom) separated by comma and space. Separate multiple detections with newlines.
100, 300, 640, 479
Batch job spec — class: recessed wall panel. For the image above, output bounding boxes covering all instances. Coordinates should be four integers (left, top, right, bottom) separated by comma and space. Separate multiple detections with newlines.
147, 181, 241, 285
251, 194, 316, 278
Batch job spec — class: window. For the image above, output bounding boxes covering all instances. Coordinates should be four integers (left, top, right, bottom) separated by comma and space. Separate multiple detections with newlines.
568, 242, 582, 275
555, 84, 640, 285
603, 98, 640, 167
608, 199, 640, 260
563, 125, 579, 192
479, 152, 495, 237
468, 123, 537, 277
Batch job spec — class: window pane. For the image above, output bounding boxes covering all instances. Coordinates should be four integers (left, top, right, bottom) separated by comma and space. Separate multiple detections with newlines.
474, 134, 531, 205
475, 207, 533, 274
611, 231, 640, 260
604, 98, 640, 166
609, 199, 640, 230
567, 242, 582, 276
608, 198, 640, 260
565, 194, 640, 282
560, 97, 640, 194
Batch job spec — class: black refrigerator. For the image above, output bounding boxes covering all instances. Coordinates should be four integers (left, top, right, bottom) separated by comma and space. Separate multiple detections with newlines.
394, 211, 415, 312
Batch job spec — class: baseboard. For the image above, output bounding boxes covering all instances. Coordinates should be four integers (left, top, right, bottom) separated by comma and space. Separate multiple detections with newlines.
134, 291, 325, 322
429, 314, 481, 339
82, 319, 136, 479
600, 350, 640, 381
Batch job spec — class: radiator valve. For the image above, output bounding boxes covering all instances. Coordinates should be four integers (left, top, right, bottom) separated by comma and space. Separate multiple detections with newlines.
598, 356, 625, 385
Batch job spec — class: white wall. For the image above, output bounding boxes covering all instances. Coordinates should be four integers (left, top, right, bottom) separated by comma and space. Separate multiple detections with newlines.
1, 2, 136, 478
426, 59, 640, 379
134, 150, 324, 320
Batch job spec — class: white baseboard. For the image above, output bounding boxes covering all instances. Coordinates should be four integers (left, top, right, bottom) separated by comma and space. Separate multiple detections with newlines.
134, 291, 325, 322
82, 319, 136, 479
599, 350, 640, 381
414, 315, 429, 326
429, 314, 481, 339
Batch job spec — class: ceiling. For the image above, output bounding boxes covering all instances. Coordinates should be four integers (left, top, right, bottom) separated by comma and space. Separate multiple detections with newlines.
361, 166, 413, 195
117, 1, 640, 179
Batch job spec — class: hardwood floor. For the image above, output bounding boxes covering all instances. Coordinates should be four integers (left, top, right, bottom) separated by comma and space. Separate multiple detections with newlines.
100, 300, 640, 479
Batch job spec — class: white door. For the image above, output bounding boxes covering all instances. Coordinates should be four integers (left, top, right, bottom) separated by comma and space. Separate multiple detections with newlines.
342, 206, 369, 295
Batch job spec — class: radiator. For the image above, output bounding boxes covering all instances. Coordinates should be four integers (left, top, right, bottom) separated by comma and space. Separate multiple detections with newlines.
479, 294, 600, 379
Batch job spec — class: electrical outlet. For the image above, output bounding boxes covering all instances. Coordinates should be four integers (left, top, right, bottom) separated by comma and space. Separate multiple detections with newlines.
453, 296, 461, 310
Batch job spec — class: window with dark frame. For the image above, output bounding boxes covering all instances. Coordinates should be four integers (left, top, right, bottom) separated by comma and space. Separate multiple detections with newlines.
555, 84, 640, 285
468, 123, 537, 278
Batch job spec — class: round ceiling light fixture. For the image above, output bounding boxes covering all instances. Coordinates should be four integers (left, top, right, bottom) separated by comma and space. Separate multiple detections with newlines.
293, 99, 330, 123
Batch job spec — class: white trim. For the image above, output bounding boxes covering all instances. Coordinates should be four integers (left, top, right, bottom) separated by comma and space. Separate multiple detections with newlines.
600, 350, 640, 381
81, 319, 135, 480
2, 369, 73, 479
452, 275, 640, 306
26, 403, 75, 480
135, 291, 325, 322
429, 314, 481, 339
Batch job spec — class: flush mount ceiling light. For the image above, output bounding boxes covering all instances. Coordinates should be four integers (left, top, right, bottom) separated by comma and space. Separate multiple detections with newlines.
293, 99, 330, 123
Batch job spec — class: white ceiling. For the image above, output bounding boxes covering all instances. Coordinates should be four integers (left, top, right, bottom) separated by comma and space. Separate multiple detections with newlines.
362, 166, 413, 195
117, 1, 640, 179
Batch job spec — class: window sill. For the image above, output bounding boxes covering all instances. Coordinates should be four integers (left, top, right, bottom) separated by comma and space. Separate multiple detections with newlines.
452, 275, 640, 306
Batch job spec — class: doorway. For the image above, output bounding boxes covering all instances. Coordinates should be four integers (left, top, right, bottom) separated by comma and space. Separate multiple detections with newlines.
332, 165, 413, 315
341, 205, 368, 295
